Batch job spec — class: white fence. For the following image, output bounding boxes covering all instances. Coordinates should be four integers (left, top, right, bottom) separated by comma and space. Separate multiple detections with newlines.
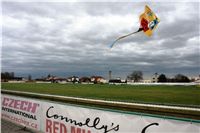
127, 82, 200, 86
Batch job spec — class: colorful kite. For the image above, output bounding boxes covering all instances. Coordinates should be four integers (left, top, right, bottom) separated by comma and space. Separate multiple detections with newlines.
110, 5, 160, 48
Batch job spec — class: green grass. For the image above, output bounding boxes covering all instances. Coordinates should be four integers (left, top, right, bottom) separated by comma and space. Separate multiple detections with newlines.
1, 83, 200, 107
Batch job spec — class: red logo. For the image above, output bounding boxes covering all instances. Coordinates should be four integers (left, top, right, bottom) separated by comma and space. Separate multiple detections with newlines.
141, 18, 149, 32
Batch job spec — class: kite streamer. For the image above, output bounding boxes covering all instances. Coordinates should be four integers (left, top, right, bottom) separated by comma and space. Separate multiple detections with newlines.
110, 28, 143, 48
110, 5, 159, 48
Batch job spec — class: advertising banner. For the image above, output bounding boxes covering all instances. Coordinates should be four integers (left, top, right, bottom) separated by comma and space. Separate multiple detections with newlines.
41, 102, 200, 133
1, 94, 200, 133
1, 94, 41, 130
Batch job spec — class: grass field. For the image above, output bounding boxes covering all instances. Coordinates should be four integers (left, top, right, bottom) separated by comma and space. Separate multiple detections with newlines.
1, 83, 200, 107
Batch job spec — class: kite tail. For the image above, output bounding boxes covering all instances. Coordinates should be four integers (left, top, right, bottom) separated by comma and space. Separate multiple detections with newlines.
110, 28, 143, 48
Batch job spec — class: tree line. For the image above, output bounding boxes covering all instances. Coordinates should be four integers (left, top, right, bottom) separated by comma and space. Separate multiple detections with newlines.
1, 72, 15, 81
127, 71, 191, 83
1, 71, 193, 83
1, 72, 32, 82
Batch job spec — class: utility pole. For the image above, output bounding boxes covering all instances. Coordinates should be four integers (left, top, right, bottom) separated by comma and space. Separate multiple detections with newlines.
109, 70, 112, 80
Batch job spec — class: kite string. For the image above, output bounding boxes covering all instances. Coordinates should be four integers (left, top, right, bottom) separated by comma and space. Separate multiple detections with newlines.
110, 28, 143, 48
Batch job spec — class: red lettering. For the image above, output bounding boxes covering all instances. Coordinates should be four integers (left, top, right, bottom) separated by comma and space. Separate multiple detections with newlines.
60, 123, 67, 133
8, 98, 15, 107
46, 119, 52, 133
45, 119, 91, 133
53, 121, 59, 133
20, 101, 28, 111
70, 126, 90, 133
77, 128, 81, 133
2, 97, 9, 106
14, 100, 20, 109
2, 97, 39, 113
82, 129, 85, 133
71, 126, 75, 133
31, 123, 37, 129
27, 103, 38, 113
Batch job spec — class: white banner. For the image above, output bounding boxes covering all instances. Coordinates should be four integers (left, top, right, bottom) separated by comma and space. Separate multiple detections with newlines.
1, 94, 41, 130
41, 102, 200, 133
1, 94, 200, 133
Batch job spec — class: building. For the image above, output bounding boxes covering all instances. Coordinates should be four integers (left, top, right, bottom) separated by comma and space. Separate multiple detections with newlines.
90, 76, 106, 84
80, 77, 91, 83
109, 77, 127, 85
67, 76, 79, 83
189, 75, 200, 83
139, 79, 152, 83
152, 73, 159, 83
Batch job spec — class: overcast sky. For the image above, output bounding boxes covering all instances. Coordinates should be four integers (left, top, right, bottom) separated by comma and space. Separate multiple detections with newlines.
1, 1, 200, 79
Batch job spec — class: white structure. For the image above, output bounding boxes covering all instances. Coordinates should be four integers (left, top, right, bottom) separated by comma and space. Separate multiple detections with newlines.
152, 73, 159, 83
189, 75, 200, 83
140, 80, 152, 83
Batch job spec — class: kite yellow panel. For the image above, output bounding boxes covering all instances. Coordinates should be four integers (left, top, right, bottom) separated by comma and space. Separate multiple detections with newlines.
139, 5, 160, 36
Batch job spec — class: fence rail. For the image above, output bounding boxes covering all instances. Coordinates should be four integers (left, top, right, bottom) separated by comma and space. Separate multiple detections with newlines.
127, 82, 200, 86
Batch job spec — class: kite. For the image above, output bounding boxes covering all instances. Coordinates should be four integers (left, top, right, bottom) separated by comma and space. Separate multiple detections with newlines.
110, 5, 160, 48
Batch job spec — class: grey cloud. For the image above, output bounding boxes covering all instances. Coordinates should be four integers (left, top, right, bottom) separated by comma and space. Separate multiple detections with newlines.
2, 2, 200, 79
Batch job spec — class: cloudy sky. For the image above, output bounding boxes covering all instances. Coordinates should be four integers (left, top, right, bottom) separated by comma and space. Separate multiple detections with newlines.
2, 1, 200, 79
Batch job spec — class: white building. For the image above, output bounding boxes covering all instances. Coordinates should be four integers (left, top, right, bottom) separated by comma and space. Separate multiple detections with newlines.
152, 73, 159, 83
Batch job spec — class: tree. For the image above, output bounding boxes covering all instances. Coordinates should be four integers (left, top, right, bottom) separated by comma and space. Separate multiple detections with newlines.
158, 74, 167, 82
1, 73, 6, 81
174, 74, 190, 82
1, 73, 5, 79
127, 71, 143, 82
1, 72, 15, 81
47, 74, 51, 78
4, 72, 10, 79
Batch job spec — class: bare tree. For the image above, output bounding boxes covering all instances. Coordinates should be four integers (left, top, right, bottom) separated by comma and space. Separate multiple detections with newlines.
127, 71, 143, 82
